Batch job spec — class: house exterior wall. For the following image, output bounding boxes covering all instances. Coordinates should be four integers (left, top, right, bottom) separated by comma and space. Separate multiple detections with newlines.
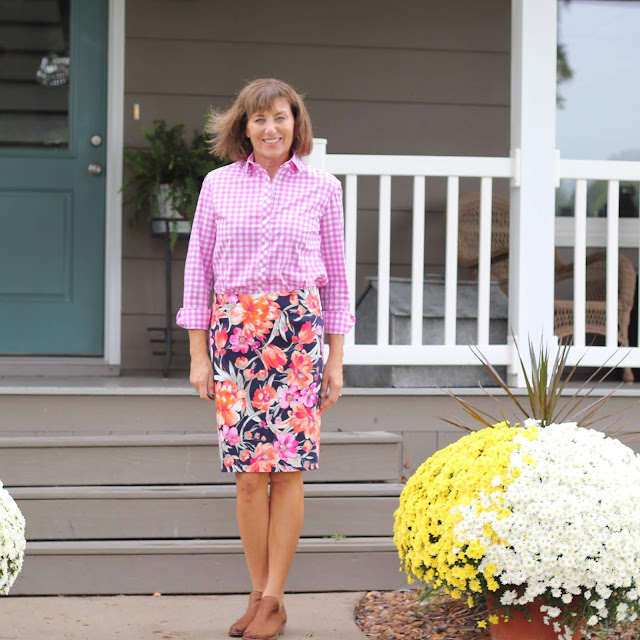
121, 0, 511, 372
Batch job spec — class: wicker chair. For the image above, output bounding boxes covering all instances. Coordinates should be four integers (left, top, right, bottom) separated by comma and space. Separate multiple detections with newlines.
457, 192, 638, 382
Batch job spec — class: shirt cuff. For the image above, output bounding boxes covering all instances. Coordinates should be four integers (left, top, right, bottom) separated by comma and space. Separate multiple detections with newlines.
322, 310, 356, 335
176, 307, 212, 330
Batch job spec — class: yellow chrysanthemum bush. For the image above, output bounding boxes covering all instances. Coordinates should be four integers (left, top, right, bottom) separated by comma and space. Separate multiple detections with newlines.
393, 340, 640, 640
394, 421, 536, 596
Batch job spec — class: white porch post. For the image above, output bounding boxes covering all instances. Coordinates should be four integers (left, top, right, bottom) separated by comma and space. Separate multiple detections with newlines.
508, 0, 558, 386
305, 138, 327, 170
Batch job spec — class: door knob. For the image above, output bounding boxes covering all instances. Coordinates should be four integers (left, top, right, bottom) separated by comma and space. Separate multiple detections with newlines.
88, 163, 103, 176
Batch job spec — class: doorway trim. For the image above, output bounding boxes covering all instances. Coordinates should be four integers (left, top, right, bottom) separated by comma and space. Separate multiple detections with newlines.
104, 0, 125, 367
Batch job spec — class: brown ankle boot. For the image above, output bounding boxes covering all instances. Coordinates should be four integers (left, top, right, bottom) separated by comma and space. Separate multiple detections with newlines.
241, 595, 287, 640
229, 590, 263, 637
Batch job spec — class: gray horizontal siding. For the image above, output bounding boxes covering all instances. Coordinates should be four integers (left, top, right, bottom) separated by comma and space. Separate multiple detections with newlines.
125, 40, 508, 106
125, 0, 510, 53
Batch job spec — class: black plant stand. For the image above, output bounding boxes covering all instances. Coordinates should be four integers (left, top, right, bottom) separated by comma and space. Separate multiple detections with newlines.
147, 218, 190, 377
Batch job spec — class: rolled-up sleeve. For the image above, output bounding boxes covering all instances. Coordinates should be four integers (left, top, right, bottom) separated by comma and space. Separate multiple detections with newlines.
176, 174, 216, 329
318, 180, 356, 334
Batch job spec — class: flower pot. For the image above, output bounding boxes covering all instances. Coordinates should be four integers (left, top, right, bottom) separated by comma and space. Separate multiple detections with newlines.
487, 598, 582, 640
150, 184, 191, 236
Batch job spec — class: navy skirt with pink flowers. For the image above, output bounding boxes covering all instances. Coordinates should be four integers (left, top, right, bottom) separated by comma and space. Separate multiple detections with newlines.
210, 288, 324, 473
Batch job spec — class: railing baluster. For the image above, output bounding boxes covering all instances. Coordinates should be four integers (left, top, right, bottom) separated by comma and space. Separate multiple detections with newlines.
411, 176, 426, 346
606, 180, 619, 347
444, 177, 459, 345
344, 175, 358, 347
377, 175, 392, 346
573, 179, 587, 347
477, 177, 492, 346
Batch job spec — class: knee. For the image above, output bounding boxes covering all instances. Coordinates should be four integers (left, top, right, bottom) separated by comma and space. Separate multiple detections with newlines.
236, 474, 269, 502
269, 471, 303, 492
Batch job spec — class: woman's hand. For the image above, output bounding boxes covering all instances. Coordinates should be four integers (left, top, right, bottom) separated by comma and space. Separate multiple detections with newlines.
188, 329, 215, 401
320, 333, 344, 411
190, 355, 215, 401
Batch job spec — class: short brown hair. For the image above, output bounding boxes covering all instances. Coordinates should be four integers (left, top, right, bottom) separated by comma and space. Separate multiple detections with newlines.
206, 78, 313, 162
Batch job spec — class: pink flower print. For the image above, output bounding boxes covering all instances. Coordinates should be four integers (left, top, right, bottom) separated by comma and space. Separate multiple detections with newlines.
299, 383, 319, 408
245, 369, 256, 380
229, 327, 255, 354
262, 344, 287, 371
275, 432, 298, 461
252, 386, 277, 412
302, 439, 312, 453
239, 449, 251, 462
248, 442, 278, 472
218, 293, 238, 305
278, 385, 301, 409
305, 291, 322, 316
210, 301, 223, 327
214, 328, 228, 356
256, 369, 268, 381
221, 425, 240, 446
286, 350, 314, 388
224, 455, 235, 468
297, 321, 316, 345
236, 356, 249, 369
215, 381, 247, 427
289, 292, 299, 306
289, 402, 320, 440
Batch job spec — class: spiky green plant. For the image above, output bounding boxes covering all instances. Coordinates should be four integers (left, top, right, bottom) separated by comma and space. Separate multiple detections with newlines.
444, 337, 629, 434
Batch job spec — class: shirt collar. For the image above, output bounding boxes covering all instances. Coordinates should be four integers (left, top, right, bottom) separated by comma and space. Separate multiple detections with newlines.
243, 152, 306, 175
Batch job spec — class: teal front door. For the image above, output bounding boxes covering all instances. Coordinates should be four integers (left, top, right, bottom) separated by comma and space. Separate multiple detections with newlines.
0, 1, 108, 355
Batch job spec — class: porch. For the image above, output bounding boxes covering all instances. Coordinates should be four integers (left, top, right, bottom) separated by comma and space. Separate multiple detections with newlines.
4, 0, 640, 597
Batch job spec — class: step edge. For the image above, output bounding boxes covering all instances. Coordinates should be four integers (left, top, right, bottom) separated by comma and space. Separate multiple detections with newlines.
10, 483, 405, 499
0, 430, 402, 448
25, 537, 397, 554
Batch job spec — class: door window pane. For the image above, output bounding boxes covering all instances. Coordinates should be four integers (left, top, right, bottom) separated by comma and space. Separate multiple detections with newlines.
0, 0, 71, 148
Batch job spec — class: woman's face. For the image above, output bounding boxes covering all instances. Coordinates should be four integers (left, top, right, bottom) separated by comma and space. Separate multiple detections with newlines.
245, 97, 295, 164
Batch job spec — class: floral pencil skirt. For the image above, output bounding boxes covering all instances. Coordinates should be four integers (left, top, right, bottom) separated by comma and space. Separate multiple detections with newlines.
209, 288, 324, 473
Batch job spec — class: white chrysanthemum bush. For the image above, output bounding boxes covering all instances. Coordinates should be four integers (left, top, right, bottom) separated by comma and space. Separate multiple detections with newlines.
0, 479, 26, 595
394, 341, 640, 639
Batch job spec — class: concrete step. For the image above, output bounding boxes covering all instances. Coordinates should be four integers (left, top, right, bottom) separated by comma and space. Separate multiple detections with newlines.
12, 482, 403, 539
0, 431, 402, 486
11, 538, 407, 595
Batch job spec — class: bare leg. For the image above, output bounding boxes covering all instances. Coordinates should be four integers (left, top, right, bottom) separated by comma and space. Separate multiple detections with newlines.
235, 472, 271, 591
262, 471, 304, 602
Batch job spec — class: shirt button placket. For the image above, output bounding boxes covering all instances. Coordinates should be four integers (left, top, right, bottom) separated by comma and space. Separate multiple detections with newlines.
259, 177, 273, 287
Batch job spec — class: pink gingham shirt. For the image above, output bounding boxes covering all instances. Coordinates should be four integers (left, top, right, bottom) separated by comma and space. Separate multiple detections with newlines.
176, 153, 356, 334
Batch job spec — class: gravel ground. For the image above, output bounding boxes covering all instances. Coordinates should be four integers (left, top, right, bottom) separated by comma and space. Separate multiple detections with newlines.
355, 590, 640, 640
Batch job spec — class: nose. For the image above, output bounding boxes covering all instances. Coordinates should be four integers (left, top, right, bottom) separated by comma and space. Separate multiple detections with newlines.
264, 119, 277, 134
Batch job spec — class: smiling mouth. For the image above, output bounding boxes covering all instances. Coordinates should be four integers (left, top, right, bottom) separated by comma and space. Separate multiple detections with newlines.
263, 138, 281, 144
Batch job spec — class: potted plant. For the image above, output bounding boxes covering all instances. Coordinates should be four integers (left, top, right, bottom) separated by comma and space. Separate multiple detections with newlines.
393, 341, 640, 640
0, 479, 26, 594
122, 119, 227, 249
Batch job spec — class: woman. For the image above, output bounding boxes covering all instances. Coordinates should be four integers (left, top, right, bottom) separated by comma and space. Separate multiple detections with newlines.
176, 78, 355, 640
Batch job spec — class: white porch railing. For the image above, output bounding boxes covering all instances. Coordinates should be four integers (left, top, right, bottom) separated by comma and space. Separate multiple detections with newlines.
307, 140, 515, 368
308, 141, 640, 374
555, 159, 640, 368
